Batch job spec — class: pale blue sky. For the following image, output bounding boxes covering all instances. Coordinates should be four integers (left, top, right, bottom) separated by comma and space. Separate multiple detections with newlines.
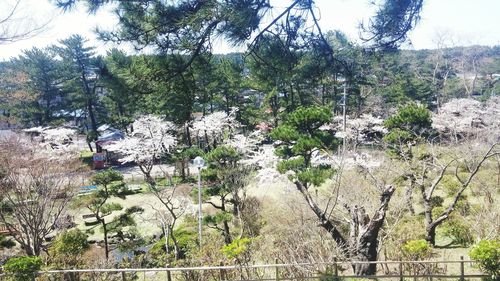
1, 0, 499, 60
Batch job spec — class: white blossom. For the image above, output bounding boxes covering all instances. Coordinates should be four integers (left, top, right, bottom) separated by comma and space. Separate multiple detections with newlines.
241, 145, 284, 185
22, 126, 81, 159
432, 98, 500, 138
191, 108, 240, 139
329, 114, 387, 145
105, 115, 176, 164
41, 128, 77, 143
224, 130, 265, 154
310, 150, 382, 170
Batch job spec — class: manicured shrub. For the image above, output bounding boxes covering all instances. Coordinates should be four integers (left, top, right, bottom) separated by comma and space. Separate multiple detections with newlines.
3, 256, 43, 281
48, 229, 89, 268
441, 219, 473, 246
401, 239, 433, 260
469, 240, 500, 280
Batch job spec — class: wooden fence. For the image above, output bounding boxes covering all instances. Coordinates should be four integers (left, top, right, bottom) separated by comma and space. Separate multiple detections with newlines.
0, 258, 490, 281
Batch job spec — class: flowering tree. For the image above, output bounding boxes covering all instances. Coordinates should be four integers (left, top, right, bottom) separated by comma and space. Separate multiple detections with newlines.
0, 137, 84, 256
22, 126, 82, 159
104, 115, 192, 261
330, 114, 387, 150
191, 108, 240, 150
105, 115, 177, 180
432, 98, 500, 141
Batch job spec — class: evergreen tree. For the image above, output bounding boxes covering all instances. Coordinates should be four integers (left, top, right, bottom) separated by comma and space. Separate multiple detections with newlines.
55, 34, 102, 151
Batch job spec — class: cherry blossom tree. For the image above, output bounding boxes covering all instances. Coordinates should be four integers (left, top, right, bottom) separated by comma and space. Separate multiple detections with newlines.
105, 115, 177, 181
104, 115, 194, 261
0, 137, 84, 256
432, 97, 500, 141
323, 114, 387, 151
22, 126, 82, 159
191, 108, 240, 150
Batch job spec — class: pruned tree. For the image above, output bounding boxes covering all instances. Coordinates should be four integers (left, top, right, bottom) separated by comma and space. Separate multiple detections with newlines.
270, 106, 396, 275
202, 146, 252, 245
402, 142, 499, 245
0, 137, 83, 256
81, 169, 143, 260
146, 185, 191, 260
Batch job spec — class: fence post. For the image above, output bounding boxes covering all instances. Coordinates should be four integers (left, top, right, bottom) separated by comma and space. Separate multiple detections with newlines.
219, 262, 225, 281
399, 260, 403, 281
167, 265, 172, 281
460, 256, 465, 281
275, 258, 279, 281
121, 271, 126, 281
333, 257, 338, 279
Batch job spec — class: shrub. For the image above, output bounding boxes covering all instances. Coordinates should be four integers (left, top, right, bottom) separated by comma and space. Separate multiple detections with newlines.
440, 175, 461, 196
3, 256, 43, 281
48, 229, 89, 268
469, 240, 500, 280
429, 196, 444, 208
441, 219, 473, 246
222, 237, 252, 260
147, 226, 197, 266
0, 235, 15, 249
401, 239, 433, 260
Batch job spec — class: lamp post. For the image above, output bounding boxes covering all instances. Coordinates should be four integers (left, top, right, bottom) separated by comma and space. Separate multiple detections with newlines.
193, 156, 205, 248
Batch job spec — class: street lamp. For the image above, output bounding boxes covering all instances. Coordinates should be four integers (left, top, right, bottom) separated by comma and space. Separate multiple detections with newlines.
193, 156, 205, 248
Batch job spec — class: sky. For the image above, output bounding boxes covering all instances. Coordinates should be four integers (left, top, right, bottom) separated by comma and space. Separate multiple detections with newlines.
1, 0, 500, 61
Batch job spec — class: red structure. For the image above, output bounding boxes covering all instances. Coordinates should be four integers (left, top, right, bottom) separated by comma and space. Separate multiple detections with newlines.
92, 152, 106, 169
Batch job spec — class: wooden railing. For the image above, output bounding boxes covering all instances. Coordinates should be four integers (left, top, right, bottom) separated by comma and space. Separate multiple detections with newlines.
0, 258, 491, 281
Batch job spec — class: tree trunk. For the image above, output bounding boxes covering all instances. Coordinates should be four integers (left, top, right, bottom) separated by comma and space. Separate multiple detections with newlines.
87, 99, 99, 147
221, 198, 232, 245
348, 186, 396, 275
222, 220, 232, 245
422, 197, 437, 246
352, 251, 377, 276
101, 219, 109, 260
293, 181, 349, 255
425, 224, 437, 246
185, 123, 192, 147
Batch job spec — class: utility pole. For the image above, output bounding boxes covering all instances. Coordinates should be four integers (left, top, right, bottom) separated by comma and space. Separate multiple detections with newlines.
197, 166, 202, 248
342, 81, 347, 153
193, 156, 205, 249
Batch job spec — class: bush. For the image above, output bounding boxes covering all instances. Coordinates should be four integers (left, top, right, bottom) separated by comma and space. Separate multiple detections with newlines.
222, 237, 252, 260
147, 226, 197, 266
441, 219, 473, 246
469, 240, 500, 280
440, 175, 461, 196
429, 196, 444, 208
3, 256, 43, 281
0, 235, 15, 249
401, 239, 433, 260
48, 229, 89, 268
